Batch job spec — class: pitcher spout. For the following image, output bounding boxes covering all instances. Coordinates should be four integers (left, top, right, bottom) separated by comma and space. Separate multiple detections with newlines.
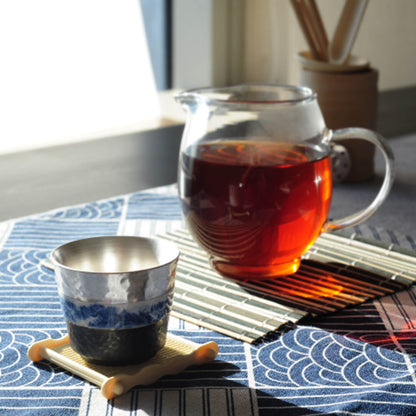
174, 90, 202, 113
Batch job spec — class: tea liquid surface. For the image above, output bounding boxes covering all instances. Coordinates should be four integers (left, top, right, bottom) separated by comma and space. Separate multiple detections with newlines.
180, 140, 332, 277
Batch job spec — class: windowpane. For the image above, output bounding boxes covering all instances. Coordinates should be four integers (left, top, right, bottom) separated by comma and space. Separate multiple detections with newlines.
140, 0, 171, 90
0, 0, 159, 154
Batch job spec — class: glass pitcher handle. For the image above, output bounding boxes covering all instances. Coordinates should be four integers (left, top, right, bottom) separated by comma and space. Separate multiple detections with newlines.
327, 128, 395, 231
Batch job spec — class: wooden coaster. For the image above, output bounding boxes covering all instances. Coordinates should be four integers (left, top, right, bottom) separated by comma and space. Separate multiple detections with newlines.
28, 333, 218, 400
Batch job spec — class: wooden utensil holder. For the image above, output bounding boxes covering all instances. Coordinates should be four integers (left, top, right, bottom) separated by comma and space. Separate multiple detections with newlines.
299, 65, 378, 182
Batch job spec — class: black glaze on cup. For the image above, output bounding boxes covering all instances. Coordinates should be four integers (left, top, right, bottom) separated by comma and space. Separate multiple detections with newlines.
67, 315, 169, 365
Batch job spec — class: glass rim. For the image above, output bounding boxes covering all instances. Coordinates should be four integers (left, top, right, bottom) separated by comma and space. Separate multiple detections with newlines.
176, 83, 317, 107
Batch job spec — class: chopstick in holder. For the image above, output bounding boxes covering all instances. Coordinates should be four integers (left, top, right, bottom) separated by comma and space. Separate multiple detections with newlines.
290, 0, 320, 59
290, 0, 329, 61
329, 0, 369, 64
306, 0, 329, 61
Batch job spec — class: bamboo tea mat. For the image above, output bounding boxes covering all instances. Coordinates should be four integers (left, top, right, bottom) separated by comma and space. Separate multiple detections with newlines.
161, 228, 416, 343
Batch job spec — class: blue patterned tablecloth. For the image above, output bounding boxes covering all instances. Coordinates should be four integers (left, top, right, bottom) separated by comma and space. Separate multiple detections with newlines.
1, 184, 416, 416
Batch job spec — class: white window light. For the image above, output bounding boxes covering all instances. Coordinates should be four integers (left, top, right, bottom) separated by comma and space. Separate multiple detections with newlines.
0, 0, 159, 154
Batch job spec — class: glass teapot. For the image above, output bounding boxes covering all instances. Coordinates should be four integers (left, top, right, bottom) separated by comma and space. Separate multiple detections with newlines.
176, 84, 394, 279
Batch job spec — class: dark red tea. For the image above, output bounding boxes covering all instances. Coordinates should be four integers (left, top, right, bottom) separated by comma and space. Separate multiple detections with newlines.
179, 140, 332, 279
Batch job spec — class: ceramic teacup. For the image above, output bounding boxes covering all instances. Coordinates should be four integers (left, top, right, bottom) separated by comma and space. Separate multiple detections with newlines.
52, 236, 180, 365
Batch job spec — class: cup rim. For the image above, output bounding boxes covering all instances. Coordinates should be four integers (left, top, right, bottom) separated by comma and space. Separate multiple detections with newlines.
51, 235, 180, 275
176, 83, 317, 108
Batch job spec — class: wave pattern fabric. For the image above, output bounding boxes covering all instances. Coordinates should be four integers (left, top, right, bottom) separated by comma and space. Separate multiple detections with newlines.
1, 184, 416, 415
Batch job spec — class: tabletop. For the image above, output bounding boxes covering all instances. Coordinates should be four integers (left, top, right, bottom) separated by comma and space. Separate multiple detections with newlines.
1, 180, 416, 416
